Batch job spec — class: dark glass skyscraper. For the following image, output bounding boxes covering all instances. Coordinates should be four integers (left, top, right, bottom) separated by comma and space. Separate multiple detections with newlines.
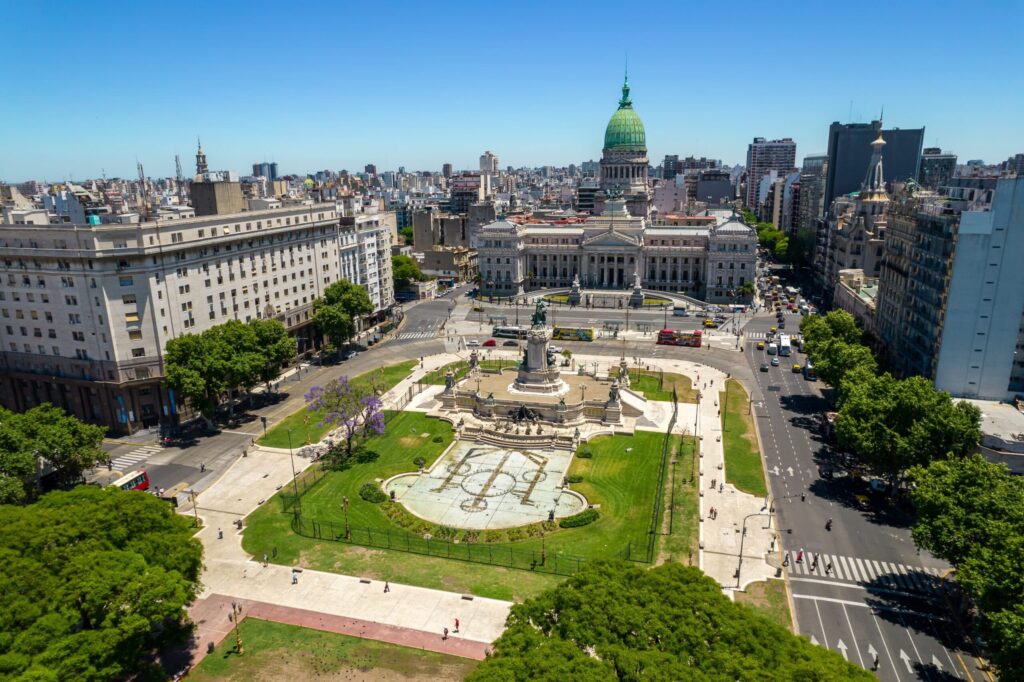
823, 121, 924, 212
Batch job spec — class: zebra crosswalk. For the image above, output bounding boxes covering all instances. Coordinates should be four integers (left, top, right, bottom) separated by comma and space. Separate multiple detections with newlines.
787, 552, 944, 595
395, 330, 436, 340
109, 444, 162, 472
746, 332, 767, 340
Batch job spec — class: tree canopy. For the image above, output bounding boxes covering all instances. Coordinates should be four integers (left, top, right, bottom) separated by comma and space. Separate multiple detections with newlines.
165, 318, 294, 423
0, 404, 106, 505
313, 280, 374, 348
305, 375, 385, 460
468, 560, 871, 681
909, 455, 1024, 679
392, 254, 427, 291
835, 374, 981, 486
0, 485, 203, 681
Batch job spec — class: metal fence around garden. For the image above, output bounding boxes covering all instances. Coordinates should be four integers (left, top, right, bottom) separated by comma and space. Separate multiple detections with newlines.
640, 388, 679, 563
290, 514, 631, 576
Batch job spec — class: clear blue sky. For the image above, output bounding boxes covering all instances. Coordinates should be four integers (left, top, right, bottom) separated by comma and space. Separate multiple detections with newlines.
2, 0, 1022, 181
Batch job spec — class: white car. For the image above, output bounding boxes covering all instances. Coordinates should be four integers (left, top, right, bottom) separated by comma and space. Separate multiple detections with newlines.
343, 350, 358, 360
549, 345, 563, 354
467, 339, 480, 347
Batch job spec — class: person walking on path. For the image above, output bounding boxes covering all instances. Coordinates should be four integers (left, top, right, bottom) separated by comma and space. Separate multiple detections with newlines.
443, 627, 449, 641
383, 581, 390, 593
454, 618, 460, 633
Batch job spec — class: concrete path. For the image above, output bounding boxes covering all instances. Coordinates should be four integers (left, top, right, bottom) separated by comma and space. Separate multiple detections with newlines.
182, 446, 512, 668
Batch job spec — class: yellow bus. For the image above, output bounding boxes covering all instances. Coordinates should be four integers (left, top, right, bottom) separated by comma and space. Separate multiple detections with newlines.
552, 326, 595, 342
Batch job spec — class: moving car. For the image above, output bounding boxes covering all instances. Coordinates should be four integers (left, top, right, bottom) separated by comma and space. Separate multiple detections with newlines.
791, 363, 802, 373
502, 340, 518, 347
343, 350, 358, 360
548, 345, 563, 354
771, 357, 780, 366
467, 339, 480, 346
756, 341, 765, 350
483, 338, 497, 347
770, 326, 777, 333
760, 363, 769, 372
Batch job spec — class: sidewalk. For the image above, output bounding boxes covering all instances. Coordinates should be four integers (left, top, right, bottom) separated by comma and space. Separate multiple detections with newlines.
183, 446, 512, 668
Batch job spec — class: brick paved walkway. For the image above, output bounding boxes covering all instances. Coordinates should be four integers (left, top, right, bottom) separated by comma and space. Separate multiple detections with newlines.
189, 593, 491, 668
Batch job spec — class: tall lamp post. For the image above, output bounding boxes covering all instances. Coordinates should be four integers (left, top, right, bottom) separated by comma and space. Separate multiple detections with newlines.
341, 495, 351, 540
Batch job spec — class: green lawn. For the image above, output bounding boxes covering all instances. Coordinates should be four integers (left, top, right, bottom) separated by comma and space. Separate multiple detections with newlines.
188, 617, 478, 682
420, 359, 513, 385
735, 579, 792, 632
257, 361, 416, 448
658, 436, 699, 565
243, 413, 672, 600
720, 379, 768, 496
629, 371, 698, 403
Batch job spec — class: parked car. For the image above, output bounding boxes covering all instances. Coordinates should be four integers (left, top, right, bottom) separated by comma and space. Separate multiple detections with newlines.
483, 338, 497, 347
343, 350, 358, 360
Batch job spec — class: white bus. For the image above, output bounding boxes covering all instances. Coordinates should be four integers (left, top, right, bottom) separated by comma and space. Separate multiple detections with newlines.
777, 334, 792, 357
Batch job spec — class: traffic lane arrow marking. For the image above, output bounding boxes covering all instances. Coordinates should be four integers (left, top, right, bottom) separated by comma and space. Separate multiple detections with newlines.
900, 649, 914, 674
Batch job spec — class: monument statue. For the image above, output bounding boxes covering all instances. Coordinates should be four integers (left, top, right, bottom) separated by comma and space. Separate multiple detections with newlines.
531, 298, 547, 328
568, 273, 582, 307
629, 269, 645, 307
608, 379, 620, 405
443, 369, 456, 393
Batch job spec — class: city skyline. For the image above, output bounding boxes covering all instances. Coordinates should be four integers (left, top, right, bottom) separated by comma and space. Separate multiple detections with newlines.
2, 0, 1022, 181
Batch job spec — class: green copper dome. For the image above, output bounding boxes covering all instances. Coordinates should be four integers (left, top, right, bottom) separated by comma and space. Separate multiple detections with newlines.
603, 78, 646, 151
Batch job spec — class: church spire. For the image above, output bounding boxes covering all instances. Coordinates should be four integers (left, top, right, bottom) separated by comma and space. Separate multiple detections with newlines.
195, 137, 208, 177
859, 129, 888, 203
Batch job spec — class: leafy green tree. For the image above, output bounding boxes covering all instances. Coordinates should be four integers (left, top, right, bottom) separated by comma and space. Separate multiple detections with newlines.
737, 280, 756, 298
251, 319, 295, 390
835, 374, 980, 487
0, 405, 106, 504
811, 338, 877, 394
313, 281, 374, 349
0, 485, 202, 681
800, 309, 862, 359
909, 455, 1024, 678
305, 376, 385, 460
468, 561, 871, 681
398, 225, 414, 245
392, 254, 426, 291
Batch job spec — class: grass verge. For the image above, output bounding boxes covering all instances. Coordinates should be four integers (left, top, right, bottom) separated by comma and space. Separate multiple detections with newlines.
243, 413, 671, 600
658, 436, 699, 565
720, 379, 767, 496
629, 371, 698, 402
734, 579, 792, 632
420, 359, 512, 385
257, 361, 416, 448
188, 617, 478, 682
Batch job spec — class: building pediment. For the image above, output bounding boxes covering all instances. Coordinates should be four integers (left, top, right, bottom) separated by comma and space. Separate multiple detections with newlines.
582, 228, 640, 248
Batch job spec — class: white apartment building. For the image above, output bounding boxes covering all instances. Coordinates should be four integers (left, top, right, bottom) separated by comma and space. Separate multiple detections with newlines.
0, 202, 393, 433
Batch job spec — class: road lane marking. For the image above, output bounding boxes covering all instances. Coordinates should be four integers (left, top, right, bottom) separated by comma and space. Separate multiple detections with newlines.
897, 611, 928, 679
842, 603, 865, 668
840, 555, 859, 582
814, 599, 829, 649
872, 612, 902, 682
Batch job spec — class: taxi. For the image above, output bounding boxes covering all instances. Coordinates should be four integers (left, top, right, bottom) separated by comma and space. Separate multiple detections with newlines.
756, 341, 765, 350
770, 326, 777, 333
792, 363, 802, 373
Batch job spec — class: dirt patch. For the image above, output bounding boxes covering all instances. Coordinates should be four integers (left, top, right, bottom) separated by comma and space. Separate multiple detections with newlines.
398, 436, 424, 449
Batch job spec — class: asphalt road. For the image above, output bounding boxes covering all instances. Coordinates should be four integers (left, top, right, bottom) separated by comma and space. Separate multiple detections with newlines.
743, 310, 987, 681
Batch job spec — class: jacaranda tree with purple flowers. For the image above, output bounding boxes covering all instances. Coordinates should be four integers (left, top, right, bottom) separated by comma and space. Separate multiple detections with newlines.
305, 377, 385, 463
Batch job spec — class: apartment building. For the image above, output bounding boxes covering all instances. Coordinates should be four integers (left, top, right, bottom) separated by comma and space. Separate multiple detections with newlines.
0, 202, 393, 433
744, 137, 797, 211
875, 177, 1024, 400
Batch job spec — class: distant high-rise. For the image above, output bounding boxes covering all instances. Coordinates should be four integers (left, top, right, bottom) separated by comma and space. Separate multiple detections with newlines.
251, 161, 279, 181
479, 151, 499, 174
744, 138, 797, 211
442, 163, 453, 178
364, 164, 377, 176
662, 155, 679, 180
918, 148, 957, 190
823, 120, 924, 211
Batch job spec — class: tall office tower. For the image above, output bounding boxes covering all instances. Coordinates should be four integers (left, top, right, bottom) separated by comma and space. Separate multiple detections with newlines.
442, 163, 453, 178
479, 151, 499, 174
798, 155, 828, 231
744, 137, 797, 211
662, 154, 679, 180
875, 176, 1024, 399
918, 148, 957, 190
251, 162, 279, 180
364, 164, 377, 176
823, 120, 924, 211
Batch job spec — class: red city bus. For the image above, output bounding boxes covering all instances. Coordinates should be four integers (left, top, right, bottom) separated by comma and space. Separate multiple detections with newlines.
108, 469, 150, 492
656, 329, 703, 347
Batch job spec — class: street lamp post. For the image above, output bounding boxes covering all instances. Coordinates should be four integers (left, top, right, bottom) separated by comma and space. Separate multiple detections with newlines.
735, 512, 770, 587
341, 495, 351, 540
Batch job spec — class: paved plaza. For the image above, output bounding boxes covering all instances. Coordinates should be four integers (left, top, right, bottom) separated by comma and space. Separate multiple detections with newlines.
385, 441, 587, 530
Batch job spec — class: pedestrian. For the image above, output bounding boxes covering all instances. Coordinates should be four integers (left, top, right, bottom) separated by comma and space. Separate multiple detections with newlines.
384, 581, 390, 593
217, 528, 223, 539
263, 553, 268, 567
454, 618, 460, 632
719, 482, 724, 493
800, 492, 806, 502
826, 561, 833, 575
443, 627, 449, 641
200, 462, 206, 472
796, 550, 803, 563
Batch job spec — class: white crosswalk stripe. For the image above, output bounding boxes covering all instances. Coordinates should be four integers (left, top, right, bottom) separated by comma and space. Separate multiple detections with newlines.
746, 332, 767, 340
787, 553, 944, 596
109, 444, 162, 471
396, 330, 436, 340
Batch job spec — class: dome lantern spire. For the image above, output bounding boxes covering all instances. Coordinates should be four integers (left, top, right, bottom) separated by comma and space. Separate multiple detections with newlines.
619, 73, 632, 109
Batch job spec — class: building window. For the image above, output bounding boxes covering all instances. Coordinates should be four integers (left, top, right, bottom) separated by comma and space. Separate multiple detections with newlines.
131, 348, 146, 357
119, 276, 134, 287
